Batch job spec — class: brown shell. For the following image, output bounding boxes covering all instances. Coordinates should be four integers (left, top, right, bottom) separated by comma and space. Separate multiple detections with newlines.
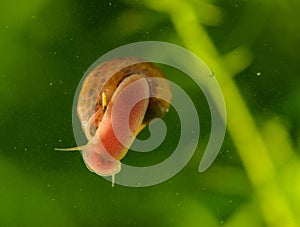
77, 57, 172, 137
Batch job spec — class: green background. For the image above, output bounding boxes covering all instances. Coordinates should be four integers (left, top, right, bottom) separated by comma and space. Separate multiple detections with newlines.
1, 0, 300, 226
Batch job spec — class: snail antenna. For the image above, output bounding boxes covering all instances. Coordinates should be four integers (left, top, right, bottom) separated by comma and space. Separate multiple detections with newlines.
54, 143, 90, 151
112, 174, 115, 187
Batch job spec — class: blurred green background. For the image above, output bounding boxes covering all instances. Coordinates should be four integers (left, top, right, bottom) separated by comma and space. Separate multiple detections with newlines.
1, 0, 300, 226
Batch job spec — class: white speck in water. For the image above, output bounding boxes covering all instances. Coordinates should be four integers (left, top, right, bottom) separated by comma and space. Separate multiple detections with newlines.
49, 82, 53, 86
220, 220, 224, 225
58, 139, 62, 143
76, 55, 80, 59
47, 184, 51, 187
24, 147, 28, 151
109, 2, 112, 6
202, 187, 206, 191
13, 146, 17, 150
175, 192, 179, 196
256, 72, 262, 76
45, 143, 48, 146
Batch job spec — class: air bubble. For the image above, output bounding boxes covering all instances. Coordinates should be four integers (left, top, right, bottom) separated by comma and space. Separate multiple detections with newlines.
82, 121, 87, 127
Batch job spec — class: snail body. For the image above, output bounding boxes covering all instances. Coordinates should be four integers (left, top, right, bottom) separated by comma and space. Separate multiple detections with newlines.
57, 57, 171, 183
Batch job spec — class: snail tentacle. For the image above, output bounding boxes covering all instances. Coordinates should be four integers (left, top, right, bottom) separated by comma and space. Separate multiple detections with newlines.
54, 143, 91, 151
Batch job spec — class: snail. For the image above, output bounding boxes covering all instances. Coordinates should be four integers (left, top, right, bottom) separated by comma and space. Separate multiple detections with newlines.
56, 57, 172, 185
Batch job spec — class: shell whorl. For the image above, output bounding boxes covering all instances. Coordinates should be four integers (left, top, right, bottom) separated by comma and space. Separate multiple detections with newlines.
77, 57, 172, 139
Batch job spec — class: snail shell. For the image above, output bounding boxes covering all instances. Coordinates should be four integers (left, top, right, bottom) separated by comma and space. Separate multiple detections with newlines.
78, 57, 171, 131
59, 57, 172, 182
